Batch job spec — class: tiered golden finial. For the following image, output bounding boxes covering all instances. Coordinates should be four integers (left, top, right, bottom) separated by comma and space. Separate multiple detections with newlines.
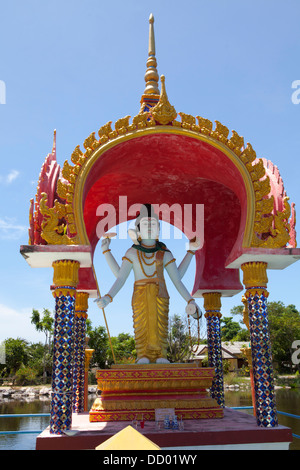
140, 14, 160, 112
144, 14, 159, 95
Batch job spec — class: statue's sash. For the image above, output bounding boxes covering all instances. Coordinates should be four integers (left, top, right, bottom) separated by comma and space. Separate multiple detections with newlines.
155, 250, 169, 299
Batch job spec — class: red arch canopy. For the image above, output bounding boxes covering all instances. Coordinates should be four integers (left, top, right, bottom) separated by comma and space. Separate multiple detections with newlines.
81, 133, 246, 296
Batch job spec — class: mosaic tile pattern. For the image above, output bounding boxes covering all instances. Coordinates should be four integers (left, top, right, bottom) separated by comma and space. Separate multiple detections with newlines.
247, 291, 278, 427
206, 314, 225, 407
72, 314, 86, 413
50, 292, 76, 434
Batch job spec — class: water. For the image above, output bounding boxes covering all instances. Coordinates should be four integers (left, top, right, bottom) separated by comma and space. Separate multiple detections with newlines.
224, 388, 300, 450
0, 399, 51, 450
0, 390, 299, 450
0, 396, 96, 450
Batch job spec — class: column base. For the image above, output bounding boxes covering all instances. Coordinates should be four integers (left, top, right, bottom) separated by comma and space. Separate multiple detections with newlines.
50, 392, 73, 434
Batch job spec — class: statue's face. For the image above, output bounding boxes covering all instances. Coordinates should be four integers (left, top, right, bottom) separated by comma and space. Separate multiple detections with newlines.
138, 217, 159, 240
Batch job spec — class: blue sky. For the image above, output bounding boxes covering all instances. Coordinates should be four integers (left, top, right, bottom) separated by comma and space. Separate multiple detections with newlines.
1, 0, 300, 344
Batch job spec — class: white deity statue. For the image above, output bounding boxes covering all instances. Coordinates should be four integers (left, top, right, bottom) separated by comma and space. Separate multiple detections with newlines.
96, 204, 201, 364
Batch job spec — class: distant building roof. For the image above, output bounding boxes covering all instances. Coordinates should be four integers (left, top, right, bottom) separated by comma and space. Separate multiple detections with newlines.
192, 341, 250, 360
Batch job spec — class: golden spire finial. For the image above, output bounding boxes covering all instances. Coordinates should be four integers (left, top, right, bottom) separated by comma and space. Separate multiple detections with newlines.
151, 75, 177, 125
143, 13, 160, 95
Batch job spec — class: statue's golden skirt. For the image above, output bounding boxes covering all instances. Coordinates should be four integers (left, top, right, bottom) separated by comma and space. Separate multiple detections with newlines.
132, 279, 169, 363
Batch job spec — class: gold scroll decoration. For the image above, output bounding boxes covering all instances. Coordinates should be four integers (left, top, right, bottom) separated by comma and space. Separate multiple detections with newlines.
39, 193, 79, 245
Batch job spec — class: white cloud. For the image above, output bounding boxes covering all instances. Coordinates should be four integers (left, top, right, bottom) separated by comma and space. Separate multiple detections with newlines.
0, 170, 20, 184
0, 217, 27, 239
6, 170, 20, 183
0, 304, 43, 343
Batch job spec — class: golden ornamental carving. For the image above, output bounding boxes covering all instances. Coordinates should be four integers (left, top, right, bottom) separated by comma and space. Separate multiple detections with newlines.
240, 142, 256, 165
241, 261, 268, 289
211, 120, 229, 143
132, 112, 155, 129
241, 347, 252, 368
83, 132, 98, 151
150, 75, 177, 125
178, 113, 199, 131
241, 296, 250, 331
247, 159, 266, 182
71, 145, 85, 165
114, 116, 131, 135
252, 197, 291, 248
196, 116, 213, 135
227, 130, 244, 155
98, 121, 113, 144
39, 193, 79, 245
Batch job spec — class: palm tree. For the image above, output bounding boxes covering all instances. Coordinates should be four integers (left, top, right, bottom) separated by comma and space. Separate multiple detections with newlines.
31, 308, 54, 383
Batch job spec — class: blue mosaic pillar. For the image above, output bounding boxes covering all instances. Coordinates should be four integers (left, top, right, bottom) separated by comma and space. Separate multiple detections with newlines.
72, 292, 89, 414
203, 292, 225, 407
50, 260, 79, 435
241, 262, 278, 428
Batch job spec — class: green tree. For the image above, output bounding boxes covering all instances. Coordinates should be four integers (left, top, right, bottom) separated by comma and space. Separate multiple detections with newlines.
15, 365, 38, 385
27, 342, 53, 380
109, 333, 136, 365
221, 316, 243, 341
268, 302, 300, 372
167, 314, 191, 363
31, 308, 54, 383
230, 301, 300, 372
2, 338, 29, 376
88, 325, 109, 368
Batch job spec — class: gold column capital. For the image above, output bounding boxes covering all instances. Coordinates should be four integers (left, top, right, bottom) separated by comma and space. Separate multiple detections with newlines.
203, 292, 222, 318
241, 261, 269, 297
241, 262, 268, 288
52, 259, 80, 297
75, 291, 89, 318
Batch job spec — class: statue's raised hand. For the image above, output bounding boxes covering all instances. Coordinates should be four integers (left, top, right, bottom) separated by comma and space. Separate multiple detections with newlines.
101, 237, 111, 253
95, 295, 112, 309
188, 236, 201, 252
186, 300, 202, 319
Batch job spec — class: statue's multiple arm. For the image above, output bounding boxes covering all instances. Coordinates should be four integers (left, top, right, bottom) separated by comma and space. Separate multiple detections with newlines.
98, 239, 200, 317
102, 237, 196, 280
101, 237, 120, 277
177, 251, 195, 279
96, 256, 132, 309
164, 251, 194, 302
